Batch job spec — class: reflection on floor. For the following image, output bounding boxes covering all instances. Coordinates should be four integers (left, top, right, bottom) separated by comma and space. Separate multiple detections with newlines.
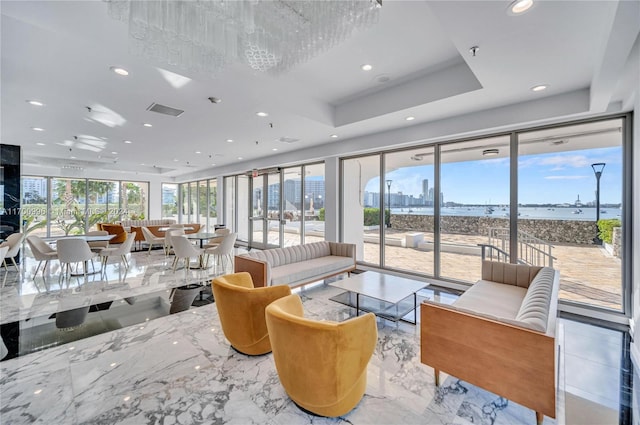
0, 250, 634, 424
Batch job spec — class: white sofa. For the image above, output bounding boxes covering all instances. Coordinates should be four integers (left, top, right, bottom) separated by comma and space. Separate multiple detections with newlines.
421, 260, 559, 425
234, 242, 356, 288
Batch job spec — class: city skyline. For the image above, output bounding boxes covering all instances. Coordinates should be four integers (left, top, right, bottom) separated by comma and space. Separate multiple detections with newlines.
366, 147, 622, 205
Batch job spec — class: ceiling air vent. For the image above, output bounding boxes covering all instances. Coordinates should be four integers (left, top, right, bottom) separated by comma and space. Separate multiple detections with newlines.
147, 103, 184, 117
277, 137, 300, 144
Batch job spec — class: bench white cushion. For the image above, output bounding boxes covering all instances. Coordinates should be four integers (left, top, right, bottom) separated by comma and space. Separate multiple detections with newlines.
271, 256, 355, 287
453, 280, 527, 320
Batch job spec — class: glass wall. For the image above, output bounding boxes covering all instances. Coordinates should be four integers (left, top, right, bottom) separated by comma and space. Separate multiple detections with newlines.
237, 175, 250, 243
341, 115, 629, 314
179, 183, 189, 223
161, 183, 178, 221
121, 181, 147, 222
20, 176, 148, 237
440, 136, 511, 282
197, 180, 207, 229
384, 147, 435, 275
518, 118, 624, 311
282, 167, 302, 246
304, 163, 325, 243
208, 179, 218, 228
342, 154, 381, 266
21, 176, 48, 238
224, 176, 236, 233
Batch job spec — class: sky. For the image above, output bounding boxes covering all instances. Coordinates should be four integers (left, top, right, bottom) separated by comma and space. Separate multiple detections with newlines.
366, 147, 623, 205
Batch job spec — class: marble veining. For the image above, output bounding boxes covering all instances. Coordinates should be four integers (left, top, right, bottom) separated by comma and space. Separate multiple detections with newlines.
0, 278, 561, 424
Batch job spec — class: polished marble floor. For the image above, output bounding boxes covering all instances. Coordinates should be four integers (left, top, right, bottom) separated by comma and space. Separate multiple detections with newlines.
0, 247, 634, 424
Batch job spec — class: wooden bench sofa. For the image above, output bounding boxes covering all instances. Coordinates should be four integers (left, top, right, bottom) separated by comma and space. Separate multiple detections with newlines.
421, 260, 559, 425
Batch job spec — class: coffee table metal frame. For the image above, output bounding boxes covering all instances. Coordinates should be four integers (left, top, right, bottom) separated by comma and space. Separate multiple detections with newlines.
329, 271, 428, 324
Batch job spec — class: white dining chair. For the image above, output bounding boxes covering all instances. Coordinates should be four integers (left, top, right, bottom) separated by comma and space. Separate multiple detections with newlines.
141, 226, 164, 254
99, 232, 136, 270
57, 238, 96, 278
1, 233, 23, 271
204, 232, 237, 269
170, 235, 204, 272
203, 228, 231, 249
26, 235, 58, 276
164, 228, 185, 256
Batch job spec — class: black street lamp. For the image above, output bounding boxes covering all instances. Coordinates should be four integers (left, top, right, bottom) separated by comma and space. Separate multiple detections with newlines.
591, 162, 605, 244
385, 179, 392, 228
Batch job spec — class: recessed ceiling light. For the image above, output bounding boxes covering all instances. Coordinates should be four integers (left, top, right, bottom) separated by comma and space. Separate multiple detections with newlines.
140, 163, 145, 166
482, 148, 500, 156
256, 112, 269, 117
361, 64, 373, 71
238, 156, 243, 160
195, 151, 201, 154
509, 0, 534, 14
70, 156, 76, 159
226, 139, 234, 143
33, 389, 43, 395
405, 116, 415, 121
124, 140, 132, 144
272, 148, 278, 151
31, 127, 44, 131
531, 84, 548, 92
173, 159, 179, 162
36, 142, 46, 146
211, 163, 216, 166
110, 66, 129, 76
26, 100, 44, 106
111, 151, 118, 155
143, 123, 152, 127
330, 134, 338, 138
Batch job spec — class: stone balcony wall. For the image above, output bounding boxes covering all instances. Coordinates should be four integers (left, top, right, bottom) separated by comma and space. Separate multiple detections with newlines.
390, 214, 599, 245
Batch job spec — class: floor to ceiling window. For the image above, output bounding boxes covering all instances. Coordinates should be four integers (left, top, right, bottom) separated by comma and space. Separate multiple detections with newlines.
282, 167, 302, 247
20, 176, 48, 238
304, 163, 325, 243
342, 154, 381, 266
20, 176, 148, 237
341, 114, 630, 316
223, 162, 324, 249
224, 177, 236, 233
161, 183, 178, 221
518, 118, 624, 311
384, 147, 435, 275
439, 136, 511, 283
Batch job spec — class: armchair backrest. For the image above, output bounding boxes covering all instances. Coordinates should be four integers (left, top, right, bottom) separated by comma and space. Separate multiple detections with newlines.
265, 294, 377, 416
211, 272, 290, 355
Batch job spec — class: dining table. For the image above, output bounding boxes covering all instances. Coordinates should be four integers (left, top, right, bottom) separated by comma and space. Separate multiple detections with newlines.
185, 232, 223, 249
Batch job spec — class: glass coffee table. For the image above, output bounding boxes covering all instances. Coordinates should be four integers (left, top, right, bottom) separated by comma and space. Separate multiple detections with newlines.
329, 271, 428, 324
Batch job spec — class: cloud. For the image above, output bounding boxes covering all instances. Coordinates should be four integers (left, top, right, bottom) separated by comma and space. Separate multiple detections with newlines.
519, 154, 590, 169
544, 175, 589, 180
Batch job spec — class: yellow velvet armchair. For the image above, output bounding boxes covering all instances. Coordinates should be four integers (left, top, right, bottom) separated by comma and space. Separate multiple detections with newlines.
211, 272, 291, 355
265, 294, 378, 417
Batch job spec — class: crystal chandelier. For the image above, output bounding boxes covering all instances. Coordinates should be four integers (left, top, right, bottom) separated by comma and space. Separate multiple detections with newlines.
106, 0, 380, 75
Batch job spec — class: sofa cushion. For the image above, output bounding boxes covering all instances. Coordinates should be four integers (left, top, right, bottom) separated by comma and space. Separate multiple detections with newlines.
271, 256, 355, 287
453, 280, 527, 320
514, 267, 556, 332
